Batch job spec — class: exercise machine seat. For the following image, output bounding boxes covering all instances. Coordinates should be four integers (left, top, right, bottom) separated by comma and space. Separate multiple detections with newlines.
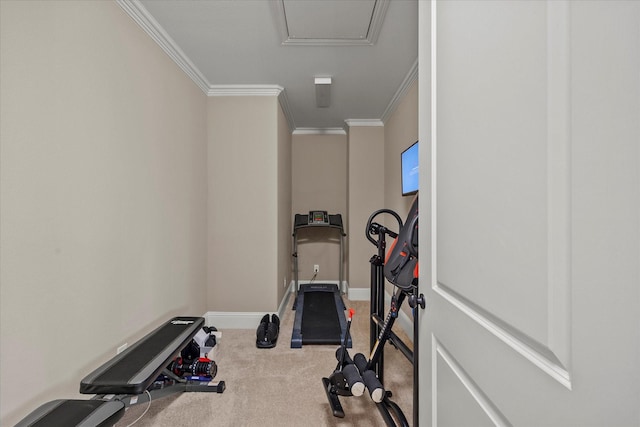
384, 196, 418, 290
14, 399, 125, 427
80, 316, 204, 395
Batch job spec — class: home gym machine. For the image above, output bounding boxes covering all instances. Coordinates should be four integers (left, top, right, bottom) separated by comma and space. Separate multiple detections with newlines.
322, 196, 424, 427
291, 211, 350, 348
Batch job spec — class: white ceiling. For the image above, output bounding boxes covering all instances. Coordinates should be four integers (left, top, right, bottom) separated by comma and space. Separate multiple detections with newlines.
124, 0, 418, 132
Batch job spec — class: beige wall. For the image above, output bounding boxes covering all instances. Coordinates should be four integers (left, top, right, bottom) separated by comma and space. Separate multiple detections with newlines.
347, 126, 385, 290
346, 81, 419, 291
207, 96, 289, 312
277, 105, 293, 304
291, 134, 348, 283
0, 1, 208, 425
385, 80, 419, 217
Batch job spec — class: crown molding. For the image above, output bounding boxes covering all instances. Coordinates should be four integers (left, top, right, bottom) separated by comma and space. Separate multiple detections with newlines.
293, 128, 347, 136
344, 119, 385, 127
277, 90, 296, 132
117, 0, 210, 93
380, 58, 419, 123
118, 0, 415, 134
208, 85, 283, 97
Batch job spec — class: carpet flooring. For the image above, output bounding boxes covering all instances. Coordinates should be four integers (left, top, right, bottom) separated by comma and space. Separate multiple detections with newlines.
114, 298, 414, 427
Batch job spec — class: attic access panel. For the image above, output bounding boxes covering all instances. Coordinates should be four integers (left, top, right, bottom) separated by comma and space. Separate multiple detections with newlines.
274, 0, 388, 46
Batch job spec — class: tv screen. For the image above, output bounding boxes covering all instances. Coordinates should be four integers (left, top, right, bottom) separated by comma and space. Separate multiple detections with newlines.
401, 141, 419, 196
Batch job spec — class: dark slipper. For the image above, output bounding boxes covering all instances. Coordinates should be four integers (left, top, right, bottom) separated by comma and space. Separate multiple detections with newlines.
257, 313, 280, 349
256, 314, 270, 348
267, 314, 280, 346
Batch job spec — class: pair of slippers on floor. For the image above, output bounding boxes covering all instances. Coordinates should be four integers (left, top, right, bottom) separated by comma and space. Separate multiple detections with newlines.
256, 314, 280, 348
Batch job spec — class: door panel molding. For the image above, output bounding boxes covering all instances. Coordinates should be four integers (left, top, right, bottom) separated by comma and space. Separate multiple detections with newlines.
432, 335, 512, 427
545, 0, 572, 372
432, 0, 572, 391
434, 283, 571, 389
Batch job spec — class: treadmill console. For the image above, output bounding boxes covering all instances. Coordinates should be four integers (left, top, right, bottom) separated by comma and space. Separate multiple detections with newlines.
308, 210, 329, 225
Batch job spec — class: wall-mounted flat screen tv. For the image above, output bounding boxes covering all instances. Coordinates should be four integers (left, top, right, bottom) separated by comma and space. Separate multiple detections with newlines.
401, 141, 419, 196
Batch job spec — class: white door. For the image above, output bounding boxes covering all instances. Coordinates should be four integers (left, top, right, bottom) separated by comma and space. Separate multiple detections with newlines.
418, 1, 639, 426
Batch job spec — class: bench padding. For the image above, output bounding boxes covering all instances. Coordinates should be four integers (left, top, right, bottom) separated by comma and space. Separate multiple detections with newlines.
15, 399, 125, 427
80, 316, 204, 395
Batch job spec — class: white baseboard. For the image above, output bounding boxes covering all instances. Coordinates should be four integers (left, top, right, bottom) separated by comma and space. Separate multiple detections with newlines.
277, 282, 295, 318
203, 310, 270, 330
348, 287, 370, 301
203, 281, 296, 329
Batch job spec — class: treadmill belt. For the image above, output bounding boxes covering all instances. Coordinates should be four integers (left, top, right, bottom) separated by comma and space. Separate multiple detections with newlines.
301, 291, 342, 344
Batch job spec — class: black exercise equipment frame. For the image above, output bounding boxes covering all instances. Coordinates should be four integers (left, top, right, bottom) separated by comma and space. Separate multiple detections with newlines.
291, 213, 350, 348
322, 204, 424, 427
291, 212, 346, 305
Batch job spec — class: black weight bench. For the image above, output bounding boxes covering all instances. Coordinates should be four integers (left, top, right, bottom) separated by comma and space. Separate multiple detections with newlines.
16, 316, 225, 427
14, 400, 125, 427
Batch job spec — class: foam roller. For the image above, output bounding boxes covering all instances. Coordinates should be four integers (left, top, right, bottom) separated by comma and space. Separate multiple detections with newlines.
361, 370, 385, 403
335, 348, 354, 365
353, 352, 369, 373
342, 364, 365, 397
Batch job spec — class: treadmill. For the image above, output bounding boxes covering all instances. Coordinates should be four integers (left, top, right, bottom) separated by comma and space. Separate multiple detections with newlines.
291, 211, 350, 348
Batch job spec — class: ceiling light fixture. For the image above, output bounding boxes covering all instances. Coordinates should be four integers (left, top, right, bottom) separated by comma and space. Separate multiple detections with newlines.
315, 77, 332, 108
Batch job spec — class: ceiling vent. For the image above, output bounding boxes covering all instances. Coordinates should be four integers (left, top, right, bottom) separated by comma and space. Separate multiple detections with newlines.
315, 77, 332, 108
271, 0, 389, 46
